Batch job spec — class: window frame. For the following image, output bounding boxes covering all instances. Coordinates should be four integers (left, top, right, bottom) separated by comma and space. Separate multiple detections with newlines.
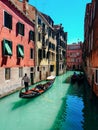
29, 30, 35, 41
4, 11, 12, 30
38, 18, 41, 25
30, 48, 34, 59
50, 65, 54, 72
3, 39, 12, 56
5, 68, 11, 80
38, 33, 41, 41
17, 44, 24, 58
16, 22, 25, 36
19, 67, 23, 78
95, 69, 98, 85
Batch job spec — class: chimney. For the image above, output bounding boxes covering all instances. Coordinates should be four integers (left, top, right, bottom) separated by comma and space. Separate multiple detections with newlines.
23, 0, 29, 15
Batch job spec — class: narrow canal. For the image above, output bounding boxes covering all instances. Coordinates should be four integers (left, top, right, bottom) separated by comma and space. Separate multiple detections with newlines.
0, 71, 98, 130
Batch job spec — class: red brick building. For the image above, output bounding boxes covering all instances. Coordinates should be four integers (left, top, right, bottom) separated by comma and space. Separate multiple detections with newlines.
83, 0, 98, 96
0, 0, 35, 97
67, 42, 83, 70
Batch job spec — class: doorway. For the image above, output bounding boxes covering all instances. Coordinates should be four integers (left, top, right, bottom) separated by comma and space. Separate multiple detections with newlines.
30, 73, 34, 85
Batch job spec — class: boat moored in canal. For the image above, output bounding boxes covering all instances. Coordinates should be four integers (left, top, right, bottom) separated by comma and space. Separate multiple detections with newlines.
77, 72, 84, 85
19, 79, 55, 99
46, 75, 56, 81
71, 72, 84, 85
71, 72, 78, 84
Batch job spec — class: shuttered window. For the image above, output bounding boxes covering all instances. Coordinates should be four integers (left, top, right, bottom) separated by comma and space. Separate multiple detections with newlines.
16, 22, 24, 36
29, 30, 35, 41
3, 39, 12, 56
4, 11, 12, 29
17, 44, 24, 58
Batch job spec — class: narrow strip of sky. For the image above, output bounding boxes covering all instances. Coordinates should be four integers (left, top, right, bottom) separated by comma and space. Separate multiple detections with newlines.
29, 0, 91, 44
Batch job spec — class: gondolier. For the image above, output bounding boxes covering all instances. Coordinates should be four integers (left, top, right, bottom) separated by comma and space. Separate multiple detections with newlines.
19, 78, 55, 98
22, 73, 30, 92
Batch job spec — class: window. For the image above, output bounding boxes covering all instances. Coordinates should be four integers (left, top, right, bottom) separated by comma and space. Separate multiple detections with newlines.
16, 22, 24, 36
38, 33, 41, 41
4, 11, 12, 29
17, 44, 24, 58
42, 23, 45, 34
52, 44, 55, 50
95, 69, 98, 85
2, 39, 12, 56
38, 18, 41, 25
49, 42, 51, 49
59, 64, 62, 70
38, 49, 42, 59
19, 67, 23, 77
50, 65, 54, 72
37, 66, 39, 71
43, 67, 45, 71
30, 67, 34, 72
29, 30, 35, 41
5, 68, 10, 80
43, 50, 46, 58
48, 29, 51, 37
47, 51, 50, 59
30, 48, 34, 59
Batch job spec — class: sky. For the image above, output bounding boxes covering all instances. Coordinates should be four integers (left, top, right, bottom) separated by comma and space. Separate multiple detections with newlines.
29, 0, 91, 44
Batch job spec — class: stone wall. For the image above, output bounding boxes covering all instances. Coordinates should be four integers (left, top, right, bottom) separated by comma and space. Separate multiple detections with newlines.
0, 67, 30, 98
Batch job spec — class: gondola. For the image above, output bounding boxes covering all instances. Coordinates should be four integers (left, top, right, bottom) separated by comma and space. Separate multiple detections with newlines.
71, 72, 84, 85
71, 73, 78, 84
19, 79, 55, 99
77, 73, 84, 85
46, 75, 56, 81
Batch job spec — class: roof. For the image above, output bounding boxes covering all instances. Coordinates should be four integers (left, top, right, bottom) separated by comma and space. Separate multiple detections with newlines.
8, 0, 35, 25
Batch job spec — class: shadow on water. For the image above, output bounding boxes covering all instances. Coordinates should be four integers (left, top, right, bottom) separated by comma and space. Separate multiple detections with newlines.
50, 84, 71, 130
11, 81, 48, 111
11, 97, 37, 110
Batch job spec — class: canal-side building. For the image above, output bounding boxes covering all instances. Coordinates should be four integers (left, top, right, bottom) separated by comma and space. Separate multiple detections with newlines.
83, 0, 98, 96
41, 13, 56, 77
14, 0, 56, 82
54, 24, 67, 76
67, 42, 83, 70
0, 0, 35, 97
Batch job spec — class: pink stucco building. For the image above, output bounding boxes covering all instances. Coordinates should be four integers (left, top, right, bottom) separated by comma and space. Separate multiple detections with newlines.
67, 42, 83, 70
0, 0, 35, 97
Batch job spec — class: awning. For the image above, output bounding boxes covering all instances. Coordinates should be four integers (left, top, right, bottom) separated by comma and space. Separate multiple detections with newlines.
5, 42, 12, 55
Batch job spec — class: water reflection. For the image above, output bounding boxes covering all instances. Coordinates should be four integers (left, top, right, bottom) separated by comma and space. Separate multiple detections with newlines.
1, 71, 98, 130
59, 81, 98, 130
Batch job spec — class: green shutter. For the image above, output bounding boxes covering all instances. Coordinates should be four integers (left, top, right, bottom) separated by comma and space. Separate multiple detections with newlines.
18, 46, 24, 57
3, 39, 12, 56
17, 45, 24, 58
5, 43, 12, 55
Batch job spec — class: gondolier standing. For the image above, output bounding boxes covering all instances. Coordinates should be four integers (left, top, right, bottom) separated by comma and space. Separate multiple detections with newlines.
22, 73, 30, 92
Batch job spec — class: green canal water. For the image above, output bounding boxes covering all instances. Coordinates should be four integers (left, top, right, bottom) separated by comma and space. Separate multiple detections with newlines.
0, 71, 98, 130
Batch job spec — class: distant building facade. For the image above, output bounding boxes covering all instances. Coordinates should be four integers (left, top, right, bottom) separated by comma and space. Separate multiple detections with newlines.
67, 42, 83, 70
